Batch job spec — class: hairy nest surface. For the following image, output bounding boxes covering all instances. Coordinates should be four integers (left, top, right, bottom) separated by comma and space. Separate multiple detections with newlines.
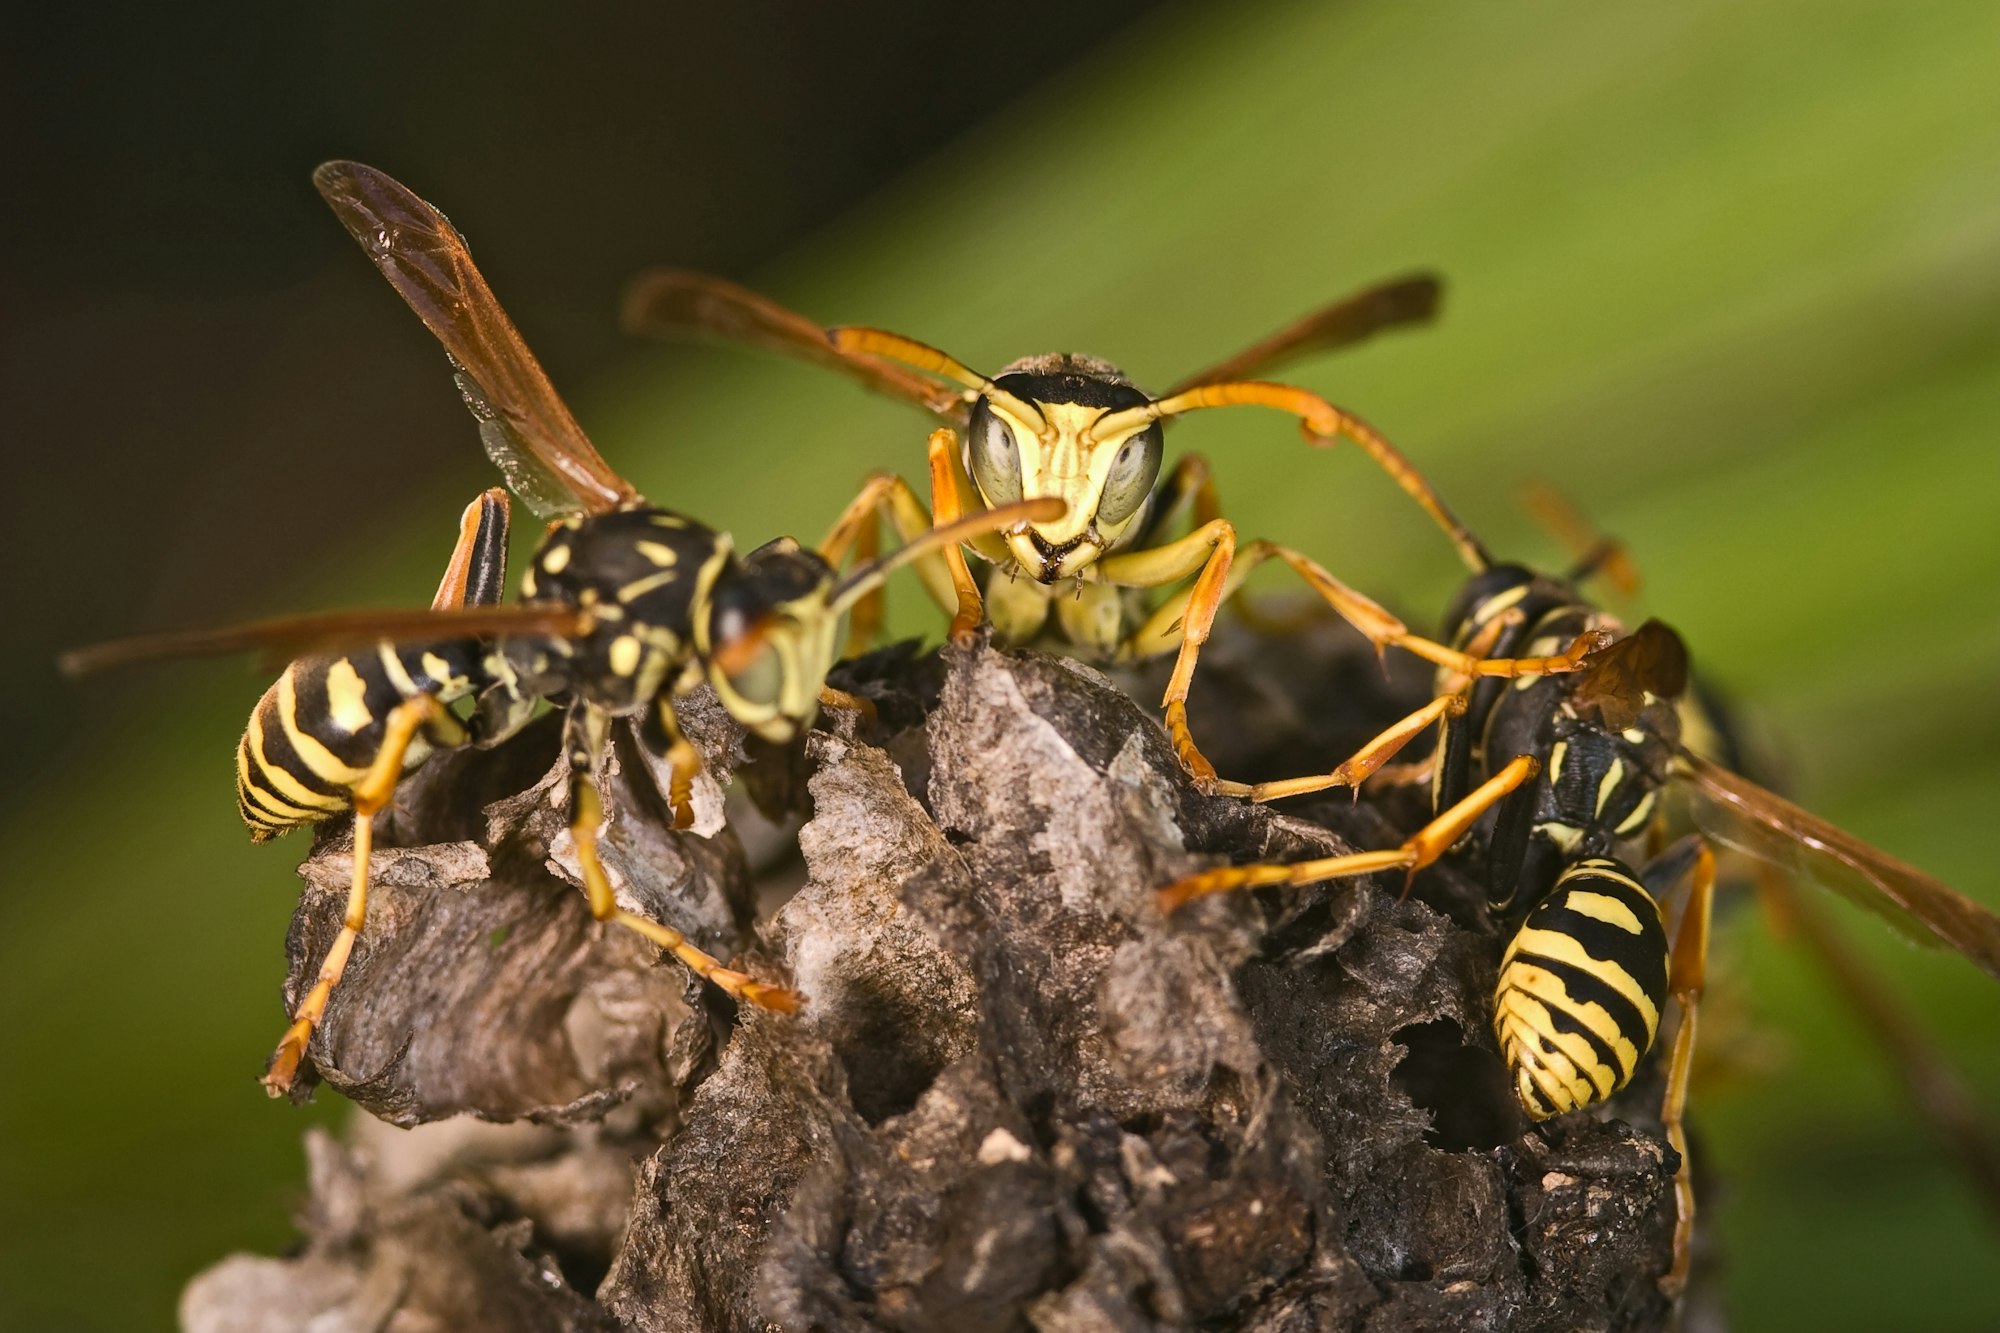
182, 620, 1689, 1333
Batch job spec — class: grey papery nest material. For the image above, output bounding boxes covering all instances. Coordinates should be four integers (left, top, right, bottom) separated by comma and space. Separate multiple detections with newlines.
182, 623, 1694, 1333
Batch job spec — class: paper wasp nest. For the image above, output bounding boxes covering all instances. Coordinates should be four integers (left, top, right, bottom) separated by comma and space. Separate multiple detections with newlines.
182, 624, 1693, 1333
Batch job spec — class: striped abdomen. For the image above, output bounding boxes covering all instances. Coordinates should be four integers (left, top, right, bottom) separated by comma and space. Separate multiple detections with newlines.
235, 641, 484, 840
1493, 858, 1669, 1119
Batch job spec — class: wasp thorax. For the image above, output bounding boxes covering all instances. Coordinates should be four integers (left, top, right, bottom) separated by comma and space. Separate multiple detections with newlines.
519, 506, 727, 712
971, 354, 1164, 583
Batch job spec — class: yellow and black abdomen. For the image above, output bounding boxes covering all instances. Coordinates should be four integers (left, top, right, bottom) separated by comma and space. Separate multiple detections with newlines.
1493, 857, 1669, 1119
235, 642, 483, 841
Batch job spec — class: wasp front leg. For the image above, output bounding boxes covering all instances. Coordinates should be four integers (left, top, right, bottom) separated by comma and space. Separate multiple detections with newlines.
562, 704, 802, 1012
638, 694, 702, 831
1099, 516, 1242, 788
264, 692, 466, 1095
819, 430, 988, 652
1158, 753, 1541, 912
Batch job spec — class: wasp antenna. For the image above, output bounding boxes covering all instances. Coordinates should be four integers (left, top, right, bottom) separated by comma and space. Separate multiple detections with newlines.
830, 498, 1064, 615
830, 328, 1044, 430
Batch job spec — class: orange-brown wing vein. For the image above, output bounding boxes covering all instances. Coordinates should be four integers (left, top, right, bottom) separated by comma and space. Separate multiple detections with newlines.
1681, 750, 2000, 980
1163, 272, 1443, 396
315, 160, 639, 517
60, 604, 584, 678
622, 268, 970, 420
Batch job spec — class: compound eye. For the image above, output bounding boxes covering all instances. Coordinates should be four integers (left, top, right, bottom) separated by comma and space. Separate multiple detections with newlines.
1096, 424, 1162, 525
722, 637, 785, 708
967, 401, 1025, 506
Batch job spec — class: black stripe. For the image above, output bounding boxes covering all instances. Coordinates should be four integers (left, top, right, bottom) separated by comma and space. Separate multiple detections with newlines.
1532, 904, 1668, 994
248, 691, 347, 799
1537, 983, 1627, 1085
1506, 946, 1653, 1078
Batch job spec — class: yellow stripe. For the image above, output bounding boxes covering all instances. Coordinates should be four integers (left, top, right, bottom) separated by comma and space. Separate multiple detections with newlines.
277, 667, 368, 786
1614, 789, 1657, 836
1503, 935, 1660, 1042
378, 643, 419, 697
1497, 992, 1619, 1097
244, 699, 348, 814
1560, 890, 1649, 935
1500, 1012, 1588, 1115
1500, 952, 1655, 1067
1593, 756, 1626, 817
323, 657, 375, 734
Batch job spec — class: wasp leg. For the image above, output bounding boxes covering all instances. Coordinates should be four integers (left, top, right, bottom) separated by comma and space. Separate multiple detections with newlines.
1241, 692, 1469, 802
1141, 380, 1490, 572
1266, 545, 1606, 679
1658, 842, 1716, 1297
565, 705, 802, 1013
1158, 753, 1539, 913
263, 692, 465, 1095
638, 695, 702, 831
1097, 516, 1242, 788
819, 435, 985, 652
817, 684, 878, 730
1225, 602, 1521, 802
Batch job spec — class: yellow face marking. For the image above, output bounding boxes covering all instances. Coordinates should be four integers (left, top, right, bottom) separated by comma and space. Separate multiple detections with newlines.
608, 634, 643, 677
541, 543, 572, 574
323, 658, 375, 735
990, 400, 1153, 576
1560, 891, 1650, 935
636, 541, 679, 566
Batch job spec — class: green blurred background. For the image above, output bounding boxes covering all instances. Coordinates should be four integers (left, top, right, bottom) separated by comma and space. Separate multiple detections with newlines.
6, 1, 1999, 1328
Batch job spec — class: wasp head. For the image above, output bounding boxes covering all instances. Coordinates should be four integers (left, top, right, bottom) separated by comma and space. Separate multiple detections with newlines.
965, 354, 1164, 584
696, 538, 843, 743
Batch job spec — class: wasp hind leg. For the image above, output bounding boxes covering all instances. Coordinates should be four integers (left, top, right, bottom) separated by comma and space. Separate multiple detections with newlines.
1157, 752, 1540, 913
564, 706, 802, 1013
263, 693, 464, 1095
1656, 841, 1715, 1297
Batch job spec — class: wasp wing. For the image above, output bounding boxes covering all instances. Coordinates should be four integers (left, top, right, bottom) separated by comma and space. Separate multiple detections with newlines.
315, 161, 639, 519
1679, 749, 2000, 980
60, 604, 584, 678
621, 268, 970, 420
1569, 619, 1689, 732
1162, 272, 1443, 397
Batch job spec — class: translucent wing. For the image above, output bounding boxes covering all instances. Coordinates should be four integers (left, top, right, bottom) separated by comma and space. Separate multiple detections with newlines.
1678, 749, 2000, 981
621, 268, 971, 420
314, 161, 639, 518
1570, 619, 1690, 731
60, 604, 584, 678
1163, 272, 1443, 396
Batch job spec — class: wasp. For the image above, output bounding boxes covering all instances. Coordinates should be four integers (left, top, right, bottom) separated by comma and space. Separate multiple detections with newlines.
1157, 543, 2000, 1293
63, 161, 1061, 1096
619, 269, 1603, 790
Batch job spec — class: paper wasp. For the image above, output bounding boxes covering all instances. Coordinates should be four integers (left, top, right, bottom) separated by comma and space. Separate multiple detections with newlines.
1157, 541, 2000, 1293
621, 268, 1603, 790
62, 161, 1061, 1096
